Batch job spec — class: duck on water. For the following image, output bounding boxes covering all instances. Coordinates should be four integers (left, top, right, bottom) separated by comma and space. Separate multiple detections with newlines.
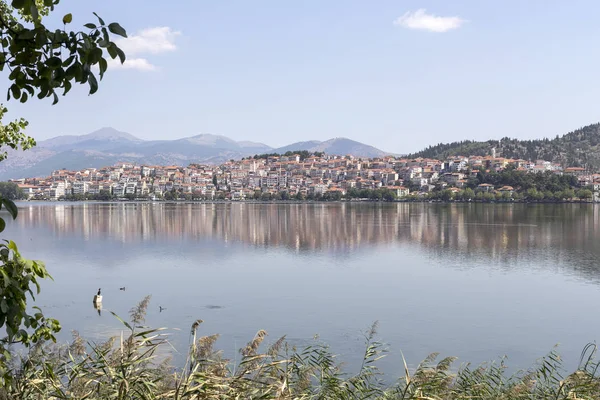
93, 288, 102, 304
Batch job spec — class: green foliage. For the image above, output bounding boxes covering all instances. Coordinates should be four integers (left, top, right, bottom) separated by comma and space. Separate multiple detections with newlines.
0, 196, 60, 386
63, 189, 120, 201
462, 187, 475, 201
252, 150, 323, 161
408, 122, 600, 170
0, 106, 33, 162
472, 169, 578, 193
0, 181, 23, 200
5, 298, 600, 400
260, 191, 272, 201
322, 190, 342, 201
0, 0, 127, 104
345, 188, 398, 201
409, 139, 494, 160
577, 188, 593, 201
441, 189, 454, 202
0, 0, 127, 391
91, 189, 113, 201
277, 190, 290, 200
526, 187, 544, 201
163, 189, 176, 201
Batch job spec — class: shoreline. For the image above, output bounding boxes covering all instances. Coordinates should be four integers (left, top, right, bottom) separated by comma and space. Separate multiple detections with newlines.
16, 198, 598, 205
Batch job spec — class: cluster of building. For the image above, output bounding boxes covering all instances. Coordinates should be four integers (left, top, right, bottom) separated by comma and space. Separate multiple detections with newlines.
8, 153, 599, 200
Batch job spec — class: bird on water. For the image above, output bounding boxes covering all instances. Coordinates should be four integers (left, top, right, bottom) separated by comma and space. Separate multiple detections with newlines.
93, 288, 102, 304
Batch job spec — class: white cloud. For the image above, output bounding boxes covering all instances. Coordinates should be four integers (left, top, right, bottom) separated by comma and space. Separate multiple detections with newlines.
108, 57, 158, 71
394, 9, 466, 32
115, 27, 181, 55
109, 27, 181, 71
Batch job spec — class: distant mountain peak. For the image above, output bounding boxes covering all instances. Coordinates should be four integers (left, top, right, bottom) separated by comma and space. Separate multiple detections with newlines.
39, 127, 141, 150
85, 127, 141, 142
273, 137, 387, 158
183, 133, 235, 145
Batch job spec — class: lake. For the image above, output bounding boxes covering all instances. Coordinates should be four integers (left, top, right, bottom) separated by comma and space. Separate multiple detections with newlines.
6, 202, 600, 377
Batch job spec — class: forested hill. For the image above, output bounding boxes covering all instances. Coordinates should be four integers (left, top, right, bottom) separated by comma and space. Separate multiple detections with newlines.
408, 123, 600, 169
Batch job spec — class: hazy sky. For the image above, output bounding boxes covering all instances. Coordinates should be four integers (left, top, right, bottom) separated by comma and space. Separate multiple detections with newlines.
2, 0, 600, 153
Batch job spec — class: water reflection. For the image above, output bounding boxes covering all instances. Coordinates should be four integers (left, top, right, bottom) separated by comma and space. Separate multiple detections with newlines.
93, 301, 102, 316
12, 202, 600, 275
7, 202, 600, 374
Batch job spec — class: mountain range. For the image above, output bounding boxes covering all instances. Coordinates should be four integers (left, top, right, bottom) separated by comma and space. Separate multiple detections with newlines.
0, 128, 390, 179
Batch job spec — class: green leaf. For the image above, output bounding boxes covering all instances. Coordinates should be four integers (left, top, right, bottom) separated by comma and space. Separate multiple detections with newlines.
88, 72, 98, 94
89, 47, 102, 64
35, 28, 47, 47
98, 58, 107, 79
18, 30, 36, 40
108, 22, 127, 38
116, 47, 126, 64
30, 4, 39, 21
107, 43, 117, 59
0, 269, 9, 288
84, 23, 96, 29
2, 199, 18, 220
62, 13, 72, 24
0, 218, 5, 233
93, 12, 105, 26
46, 57, 62, 69
10, 85, 20, 101
52, 91, 58, 105
11, 0, 25, 9
109, 311, 133, 331
19, 92, 28, 103
62, 80, 72, 96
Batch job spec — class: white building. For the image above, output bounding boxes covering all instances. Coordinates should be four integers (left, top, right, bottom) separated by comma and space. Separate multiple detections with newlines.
49, 182, 67, 199
72, 181, 89, 195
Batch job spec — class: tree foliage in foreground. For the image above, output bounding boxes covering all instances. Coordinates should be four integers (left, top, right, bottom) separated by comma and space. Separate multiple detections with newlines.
0, 0, 127, 388
0, 0, 127, 104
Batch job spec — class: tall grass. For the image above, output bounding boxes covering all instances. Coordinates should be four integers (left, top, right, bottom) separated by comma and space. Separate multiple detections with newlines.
2, 297, 600, 399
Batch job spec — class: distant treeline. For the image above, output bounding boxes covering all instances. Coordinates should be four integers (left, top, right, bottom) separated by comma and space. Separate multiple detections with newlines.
0, 182, 26, 200
247, 150, 325, 161
469, 167, 578, 192
408, 122, 600, 170
62, 190, 117, 201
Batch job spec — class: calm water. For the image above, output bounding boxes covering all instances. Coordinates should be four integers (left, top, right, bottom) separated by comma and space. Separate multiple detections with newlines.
6, 202, 600, 376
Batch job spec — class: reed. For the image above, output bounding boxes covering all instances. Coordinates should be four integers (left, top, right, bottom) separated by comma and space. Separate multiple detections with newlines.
2, 297, 600, 399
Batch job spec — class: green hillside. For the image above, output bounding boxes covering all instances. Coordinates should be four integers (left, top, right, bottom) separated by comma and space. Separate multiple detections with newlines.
408, 123, 600, 169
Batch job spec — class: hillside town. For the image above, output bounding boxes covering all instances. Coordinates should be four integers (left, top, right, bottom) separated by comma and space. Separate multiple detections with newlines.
7, 151, 600, 201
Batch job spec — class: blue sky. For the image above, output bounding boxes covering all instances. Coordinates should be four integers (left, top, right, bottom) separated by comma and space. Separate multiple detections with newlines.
2, 0, 600, 153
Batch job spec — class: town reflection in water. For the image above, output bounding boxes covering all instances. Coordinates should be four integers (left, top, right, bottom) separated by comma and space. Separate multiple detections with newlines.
14, 202, 600, 275
10, 201, 600, 374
